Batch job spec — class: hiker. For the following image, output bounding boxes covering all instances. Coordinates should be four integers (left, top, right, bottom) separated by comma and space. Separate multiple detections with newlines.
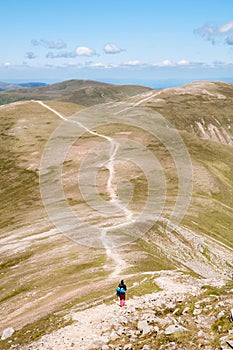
230, 309, 233, 322
116, 279, 127, 307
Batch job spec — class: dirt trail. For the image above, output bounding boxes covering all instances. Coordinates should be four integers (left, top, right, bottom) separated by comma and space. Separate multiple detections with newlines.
34, 100, 131, 279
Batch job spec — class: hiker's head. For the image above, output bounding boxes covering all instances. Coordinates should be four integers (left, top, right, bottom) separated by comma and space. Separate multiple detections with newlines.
121, 280, 124, 284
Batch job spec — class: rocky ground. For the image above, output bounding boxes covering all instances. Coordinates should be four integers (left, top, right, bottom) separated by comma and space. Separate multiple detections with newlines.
2, 271, 231, 350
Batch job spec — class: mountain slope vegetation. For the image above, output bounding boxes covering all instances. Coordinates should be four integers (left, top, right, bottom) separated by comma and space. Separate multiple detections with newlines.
0, 80, 232, 344
0, 79, 153, 106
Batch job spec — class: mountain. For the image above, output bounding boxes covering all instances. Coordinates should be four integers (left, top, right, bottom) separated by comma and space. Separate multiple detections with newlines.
0, 79, 153, 105
17, 82, 48, 88
0, 82, 25, 90
0, 81, 47, 91
0, 80, 232, 349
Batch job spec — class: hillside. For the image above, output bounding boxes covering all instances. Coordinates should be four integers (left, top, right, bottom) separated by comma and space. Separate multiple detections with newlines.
0, 81, 47, 91
126, 81, 233, 249
0, 80, 232, 349
0, 79, 153, 106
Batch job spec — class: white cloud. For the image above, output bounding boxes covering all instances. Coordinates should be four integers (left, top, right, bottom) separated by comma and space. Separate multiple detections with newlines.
194, 23, 218, 44
104, 43, 124, 54
76, 46, 96, 56
3, 62, 11, 68
87, 62, 108, 68
31, 39, 67, 49
177, 59, 190, 66
219, 21, 233, 33
152, 59, 174, 67
160, 59, 173, 66
123, 60, 141, 66
45, 62, 82, 69
46, 51, 77, 58
195, 20, 233, 45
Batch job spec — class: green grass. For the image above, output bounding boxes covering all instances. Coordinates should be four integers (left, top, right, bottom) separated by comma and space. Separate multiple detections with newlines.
0, 286, 29, 303
0, 251, 33, 270
127, 276, 160, 298
201, 285, 226, 296
127, 239, 175, 274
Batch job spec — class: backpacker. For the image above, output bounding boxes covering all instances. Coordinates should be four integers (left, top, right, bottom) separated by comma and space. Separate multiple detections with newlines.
230, 309, 233, 322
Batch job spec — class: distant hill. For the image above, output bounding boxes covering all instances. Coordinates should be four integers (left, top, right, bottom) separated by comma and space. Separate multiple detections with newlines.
18, 82, 48, 88
59, 83, 155, 106
0, 81, 47, 91
0, 79, 153, 106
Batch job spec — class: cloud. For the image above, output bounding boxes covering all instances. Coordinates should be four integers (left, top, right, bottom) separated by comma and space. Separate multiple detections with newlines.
152, 59, 174, 67
122, 60, 141, 66
86, 62, 109, 68
31, 39, 67, 49
226, 35, 233, 45
104, 43, 124, 54
46, 51, 77, 58
177, 59, 190, 66
76, 46, 96, 56
194, 23, 218, 44
159, 59, 173, 67
3, 62, 11, 68
25, 52, 36, 59
45, 62, 82, 69
195, 20, 233, 45
219, 21, 233, 33
31, 39, 40, 46
23, 59, 233, 73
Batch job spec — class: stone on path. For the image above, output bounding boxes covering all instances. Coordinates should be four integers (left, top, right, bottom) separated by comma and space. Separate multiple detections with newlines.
165, 324, 188, 335
1, 327, 15, 340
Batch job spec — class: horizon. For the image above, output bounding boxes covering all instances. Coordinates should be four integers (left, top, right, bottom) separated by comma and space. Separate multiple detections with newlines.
1, 0, 233, 82
1, 76, 233, 90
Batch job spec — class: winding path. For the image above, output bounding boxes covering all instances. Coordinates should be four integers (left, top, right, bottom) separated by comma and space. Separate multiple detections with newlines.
34, 100, 131, 278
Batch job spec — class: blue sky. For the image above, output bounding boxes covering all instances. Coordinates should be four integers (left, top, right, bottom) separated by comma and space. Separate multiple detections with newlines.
1, 0, 233, 84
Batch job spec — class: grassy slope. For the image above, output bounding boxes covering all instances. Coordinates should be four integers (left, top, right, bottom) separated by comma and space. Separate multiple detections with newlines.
142, 82, 233, 248
60, 84, 154, 106
0, 101, 111, 332
0, 81, 232, 340
0, 79, 153, 106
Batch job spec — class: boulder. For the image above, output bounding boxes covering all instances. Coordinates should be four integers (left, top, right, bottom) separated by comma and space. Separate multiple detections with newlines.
165, 324, 188, 335
193, 308, 202, 315
142, 345, 151, 350
182, 306, 190, 314
217, 310, 225, 319
109, 330, 119, 341
102, 345, 110, 350
137, 320, 153, 335
1, 327, 15, 340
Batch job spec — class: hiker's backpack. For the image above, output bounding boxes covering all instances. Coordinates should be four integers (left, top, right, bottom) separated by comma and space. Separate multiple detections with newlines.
120, 287, 126, 294
116, 287, 121, 295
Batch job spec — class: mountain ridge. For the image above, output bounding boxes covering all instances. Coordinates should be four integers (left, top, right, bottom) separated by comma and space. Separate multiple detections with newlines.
0, 79, 153, 106
0, 81, 47, 91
